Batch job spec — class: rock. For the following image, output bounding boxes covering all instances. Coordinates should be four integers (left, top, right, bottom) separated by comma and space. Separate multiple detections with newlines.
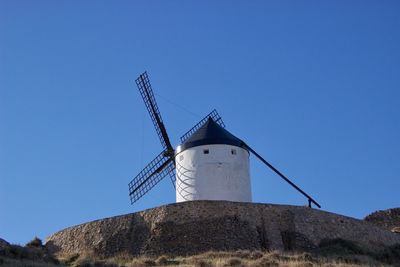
364, 208, 400, 231
46, 201, 400, 258
392, 227, 400, 234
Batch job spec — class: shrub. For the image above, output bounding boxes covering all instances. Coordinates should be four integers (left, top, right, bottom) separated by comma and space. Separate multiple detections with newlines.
374, 244, 400, 264
156, 255, 168, 265
143, 259, 156, 266
253, 256, 279, 267
249, 251, 263, 260
63, 253, 80, 265
226, 257, 242, 266
1, 244, 44, 260
296, 252, 314, 262
26, 237, 43, 248
317, 238, 366, 256
194, 259, 211, 267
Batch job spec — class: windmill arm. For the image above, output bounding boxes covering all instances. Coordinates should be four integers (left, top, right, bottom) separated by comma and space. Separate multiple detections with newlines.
128, 150, 174, 204
243, 143, 321, 208
129, 158, 172, 196
135, 72, 173, 153
180, 109, 225, 143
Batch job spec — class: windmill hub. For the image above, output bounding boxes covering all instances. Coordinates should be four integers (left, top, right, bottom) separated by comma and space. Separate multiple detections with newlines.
175, 118, 252, 202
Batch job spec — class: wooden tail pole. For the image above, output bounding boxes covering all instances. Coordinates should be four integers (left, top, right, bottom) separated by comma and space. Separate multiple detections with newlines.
244, 143, 321, 209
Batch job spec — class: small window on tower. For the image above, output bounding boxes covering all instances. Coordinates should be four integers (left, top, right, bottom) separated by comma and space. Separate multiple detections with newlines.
203, 149, 209, 154
179, 155, 184, 161
231, 149, 237, 155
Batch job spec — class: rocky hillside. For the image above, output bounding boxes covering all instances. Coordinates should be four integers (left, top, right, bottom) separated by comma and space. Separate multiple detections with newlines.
364, 207, 400, 233
46, 201, 400, 258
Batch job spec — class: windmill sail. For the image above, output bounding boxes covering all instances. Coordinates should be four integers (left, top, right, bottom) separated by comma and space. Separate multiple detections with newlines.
128, 72, 176, 205
128, 150, 175, 204
135, 72, 174, 154
180, 109, 225, 143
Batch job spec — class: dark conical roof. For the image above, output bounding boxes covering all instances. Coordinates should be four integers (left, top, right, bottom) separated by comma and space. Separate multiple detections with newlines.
176, 117, 246, 153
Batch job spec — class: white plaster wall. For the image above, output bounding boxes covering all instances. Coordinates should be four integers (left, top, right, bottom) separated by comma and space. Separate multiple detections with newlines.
175, 144, 252, 202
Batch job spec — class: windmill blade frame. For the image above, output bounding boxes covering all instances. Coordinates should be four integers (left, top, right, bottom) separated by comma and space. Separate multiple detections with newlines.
180, 109, 225, 143
128, 150, 174, 204
135, 72, 174, 154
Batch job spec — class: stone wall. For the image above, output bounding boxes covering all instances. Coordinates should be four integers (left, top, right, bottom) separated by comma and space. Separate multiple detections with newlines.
46, 201, 400, 257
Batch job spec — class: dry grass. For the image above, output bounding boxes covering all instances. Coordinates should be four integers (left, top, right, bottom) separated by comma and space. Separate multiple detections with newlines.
2, 238, 399, 266
57, 250, 393, 267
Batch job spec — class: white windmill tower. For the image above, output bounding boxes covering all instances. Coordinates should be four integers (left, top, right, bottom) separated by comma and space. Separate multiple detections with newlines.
175, 118, 251, 202
128, 72, 320, 208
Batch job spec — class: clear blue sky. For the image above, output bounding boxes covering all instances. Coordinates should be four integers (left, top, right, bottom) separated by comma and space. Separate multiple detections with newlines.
1, 1, 399, 245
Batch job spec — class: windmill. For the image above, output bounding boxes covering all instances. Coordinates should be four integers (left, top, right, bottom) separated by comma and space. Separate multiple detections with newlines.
128, 72, 321, 208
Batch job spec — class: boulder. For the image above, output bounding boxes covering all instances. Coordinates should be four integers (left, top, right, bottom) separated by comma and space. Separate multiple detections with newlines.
392, 227, 400, 234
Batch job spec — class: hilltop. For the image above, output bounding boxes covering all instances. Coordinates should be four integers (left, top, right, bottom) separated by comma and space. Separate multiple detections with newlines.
1, 201, 400, 266
46, 201, 400, 257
